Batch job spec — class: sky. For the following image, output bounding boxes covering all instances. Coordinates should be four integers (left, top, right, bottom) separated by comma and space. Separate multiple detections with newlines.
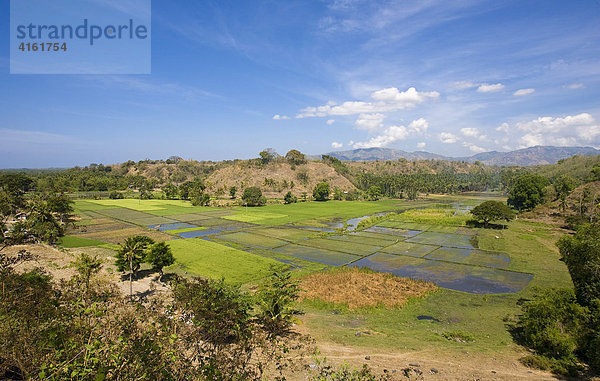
1, 0, 600, 168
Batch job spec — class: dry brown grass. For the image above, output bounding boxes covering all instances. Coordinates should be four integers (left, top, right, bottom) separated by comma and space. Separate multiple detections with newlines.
300, 267, 436, 309
206, 161, 356, 198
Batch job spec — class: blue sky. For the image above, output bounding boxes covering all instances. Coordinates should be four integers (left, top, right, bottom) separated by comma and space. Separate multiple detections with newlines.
1, 0, 600, 168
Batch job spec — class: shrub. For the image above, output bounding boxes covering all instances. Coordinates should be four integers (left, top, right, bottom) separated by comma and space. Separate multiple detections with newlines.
366, 186, 382, 201
285, 149, 307, 165
283, 191, 297, 204
296, 168, 309, 184
512, 288, 585, 376
557, 223, 600, 308
344, 189, 361, 201
146, 242, 175, 280
256, 268, 301, 335
507, 174, 549, 211
242, 187, 266, 207
108, 190, 124, 199
313, 181, 330, 201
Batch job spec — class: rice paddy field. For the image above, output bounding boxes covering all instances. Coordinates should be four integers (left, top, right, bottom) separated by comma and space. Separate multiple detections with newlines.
65, 194, 572, 355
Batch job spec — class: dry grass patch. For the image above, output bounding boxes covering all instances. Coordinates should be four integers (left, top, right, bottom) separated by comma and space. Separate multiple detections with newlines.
300, 267, 436, 309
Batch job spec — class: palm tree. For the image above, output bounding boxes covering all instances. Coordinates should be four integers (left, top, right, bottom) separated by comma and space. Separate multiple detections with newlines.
116, 235, 154, 300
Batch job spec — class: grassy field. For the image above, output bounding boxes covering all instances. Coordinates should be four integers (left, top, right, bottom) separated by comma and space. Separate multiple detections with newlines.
225, 199, 413, 226
57, 235, 105, 248
67, 194, 574, 360
297, 217, 572, 354
166, 238, 287, 284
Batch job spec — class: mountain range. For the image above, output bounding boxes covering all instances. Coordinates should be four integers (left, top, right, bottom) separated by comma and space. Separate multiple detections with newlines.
325, 146, 600, 166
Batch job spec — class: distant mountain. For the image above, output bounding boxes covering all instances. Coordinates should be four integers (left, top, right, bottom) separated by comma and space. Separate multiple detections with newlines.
325, 146, 600, 166
326, 148, 449, 162
467, 146, 600, 166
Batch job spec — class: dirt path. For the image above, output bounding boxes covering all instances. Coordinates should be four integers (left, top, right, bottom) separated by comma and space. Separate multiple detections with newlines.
286, 341, 557, 380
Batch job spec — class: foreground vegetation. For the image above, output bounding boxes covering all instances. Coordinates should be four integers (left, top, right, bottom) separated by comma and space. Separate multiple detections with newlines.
0, 254, 307, 380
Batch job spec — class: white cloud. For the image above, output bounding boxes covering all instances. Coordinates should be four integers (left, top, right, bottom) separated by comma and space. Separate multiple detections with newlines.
407, 118, 429, 134
416, 142, 426, 149
453, 81, 478, 89
440, 132, 458, 144
460, 127, 480, 138
496, 122, 510, 133
497, 113, 600, 148
477, 83, 505, 93
295, 87, 439, 118
355, 113, 386, 132
565, 83, 584, 89
352, 118, 429, 149
331, 141, 343, 149
463, 142, 486, 153
272, 114, 290, 120
326, 119, 335, 125
513, 88, 535, 96
353, 126, 408, 148
460, 127, 488, 141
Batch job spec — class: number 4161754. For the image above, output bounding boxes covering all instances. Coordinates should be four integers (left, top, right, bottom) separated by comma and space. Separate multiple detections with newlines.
18, 42, 67, 52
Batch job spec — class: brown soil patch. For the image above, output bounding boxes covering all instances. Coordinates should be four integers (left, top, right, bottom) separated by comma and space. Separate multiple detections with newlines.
3, 243, 168, 298
282, 339, 557, 380
300, 267, 436, 309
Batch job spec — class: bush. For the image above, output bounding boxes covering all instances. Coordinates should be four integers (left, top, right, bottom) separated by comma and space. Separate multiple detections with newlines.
557, 223, 600, 308
520, 354, 579, 376
296, 168, 309, 184
507, 174, 549, 211
344, 189, 361, 201
146, 242, 175, 280
512, 288, 586, 376
285, 149, 306, 166
242, 187, 266, 207
108, 190, 124, 199
256, 269, 301, 335
283, 191, 297, 204
366, 186, 382, 201
0, 250, 302, 380
313, 181, 330, 201
172, 277, 252, 346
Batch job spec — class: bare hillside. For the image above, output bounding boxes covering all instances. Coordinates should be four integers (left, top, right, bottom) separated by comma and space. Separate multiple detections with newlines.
206, 161, 356, 198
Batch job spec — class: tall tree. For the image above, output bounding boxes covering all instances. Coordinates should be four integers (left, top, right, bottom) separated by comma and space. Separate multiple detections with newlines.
259, 148, 277, 165
557, 224, 600, 308
507, 174, 549, 211
146, 242, 175, 281
470, 200, 515, 227
366, 186, 382, 201
116, 235, 155, 300
285, 149, 306, 165
242, 187, 266, 206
